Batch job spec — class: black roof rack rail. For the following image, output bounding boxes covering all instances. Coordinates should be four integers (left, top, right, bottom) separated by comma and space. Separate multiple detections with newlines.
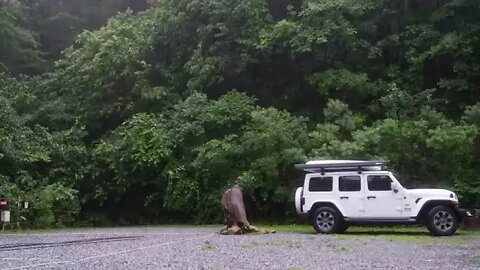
294, 161, 387, 173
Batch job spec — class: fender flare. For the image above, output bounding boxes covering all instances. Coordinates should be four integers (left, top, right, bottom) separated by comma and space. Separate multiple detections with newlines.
309, 201, 345, 219
416, 200, 459, 222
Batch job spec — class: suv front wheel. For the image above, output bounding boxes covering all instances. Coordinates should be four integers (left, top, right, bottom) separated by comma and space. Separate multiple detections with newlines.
426, 205, 459, 236
312, 207, 343, 234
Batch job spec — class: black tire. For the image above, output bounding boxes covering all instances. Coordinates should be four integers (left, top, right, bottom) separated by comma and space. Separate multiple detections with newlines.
312, 207, 343, 234
426, 205, 459, 236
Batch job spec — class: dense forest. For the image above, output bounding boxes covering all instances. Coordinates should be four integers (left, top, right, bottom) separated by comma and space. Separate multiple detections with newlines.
0, 0, 479, 227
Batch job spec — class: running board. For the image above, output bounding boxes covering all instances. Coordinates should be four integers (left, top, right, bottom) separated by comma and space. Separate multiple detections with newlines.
344, 218, 417, 226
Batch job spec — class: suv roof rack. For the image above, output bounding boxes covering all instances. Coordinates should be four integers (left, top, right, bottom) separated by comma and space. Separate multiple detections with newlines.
294, 160, 387, 174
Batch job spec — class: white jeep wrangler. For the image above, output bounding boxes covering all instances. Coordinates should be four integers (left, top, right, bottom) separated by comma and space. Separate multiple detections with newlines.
294, 160, 470, 236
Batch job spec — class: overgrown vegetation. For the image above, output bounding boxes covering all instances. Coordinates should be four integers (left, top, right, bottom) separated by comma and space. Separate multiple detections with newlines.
0, 0, 479, 226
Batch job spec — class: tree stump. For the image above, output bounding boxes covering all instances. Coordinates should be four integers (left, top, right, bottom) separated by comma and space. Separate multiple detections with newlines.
220, 185, 275, 235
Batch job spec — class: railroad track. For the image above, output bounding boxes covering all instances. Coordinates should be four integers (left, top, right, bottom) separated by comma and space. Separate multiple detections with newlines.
0, 236, 142, 252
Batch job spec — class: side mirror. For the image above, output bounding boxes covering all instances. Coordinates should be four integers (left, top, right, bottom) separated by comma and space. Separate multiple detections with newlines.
391, 182, 399, 193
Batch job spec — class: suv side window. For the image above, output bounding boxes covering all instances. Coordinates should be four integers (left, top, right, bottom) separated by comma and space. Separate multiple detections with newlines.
309, 177, 333, 192
367, 175, 392, 191
339, 176, 361, 192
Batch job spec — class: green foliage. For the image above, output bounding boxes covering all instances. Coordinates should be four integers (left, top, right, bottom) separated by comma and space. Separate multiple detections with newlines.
0, 0, 45, 74
95, 113, 172, 171
0, 73, 85, 227
310, 69, 370, 96
1, 0, 480, 226
463, 103, 480, 125
30, 183, 80, 227
323, 100, 364, 133
0, 0, 150, 74
189, 106, 307, 221
48, 10, 157, 128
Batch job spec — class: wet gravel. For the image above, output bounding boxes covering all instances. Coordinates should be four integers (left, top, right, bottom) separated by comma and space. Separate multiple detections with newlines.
0, 226, 478, 270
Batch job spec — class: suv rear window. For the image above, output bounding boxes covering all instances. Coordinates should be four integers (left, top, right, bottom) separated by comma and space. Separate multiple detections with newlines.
339, 176, 361, 191
367, 175, 392, 191
309, 177, 333, 192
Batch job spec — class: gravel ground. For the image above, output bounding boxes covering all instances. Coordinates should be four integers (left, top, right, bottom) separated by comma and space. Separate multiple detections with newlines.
0, 226, 478, 270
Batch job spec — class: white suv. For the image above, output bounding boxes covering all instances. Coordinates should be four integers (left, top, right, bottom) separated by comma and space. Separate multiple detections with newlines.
294, 160, 470, 236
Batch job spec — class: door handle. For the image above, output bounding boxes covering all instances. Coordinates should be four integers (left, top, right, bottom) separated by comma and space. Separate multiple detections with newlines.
367, 196, 376, 199
340, 196, 349, 200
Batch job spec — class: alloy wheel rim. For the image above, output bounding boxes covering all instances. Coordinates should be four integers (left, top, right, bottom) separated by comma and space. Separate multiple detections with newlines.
316, 211, 334, 231
433, 211, 454, 232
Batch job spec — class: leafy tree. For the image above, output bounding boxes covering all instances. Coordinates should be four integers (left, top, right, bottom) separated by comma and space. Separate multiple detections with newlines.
2, 0, 480, 225
0, 74, 87, 227
0, 0, 45, 74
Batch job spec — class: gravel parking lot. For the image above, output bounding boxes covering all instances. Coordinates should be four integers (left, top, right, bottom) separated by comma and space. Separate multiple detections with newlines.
0, 226, 478, 270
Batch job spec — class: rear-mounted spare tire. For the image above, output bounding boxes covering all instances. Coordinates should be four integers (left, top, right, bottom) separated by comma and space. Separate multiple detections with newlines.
295, 187, 303, 214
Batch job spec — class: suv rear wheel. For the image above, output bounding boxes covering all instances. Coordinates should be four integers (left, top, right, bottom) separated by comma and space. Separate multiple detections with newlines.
426, 205, 459, 236
312, 207, 343, 234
